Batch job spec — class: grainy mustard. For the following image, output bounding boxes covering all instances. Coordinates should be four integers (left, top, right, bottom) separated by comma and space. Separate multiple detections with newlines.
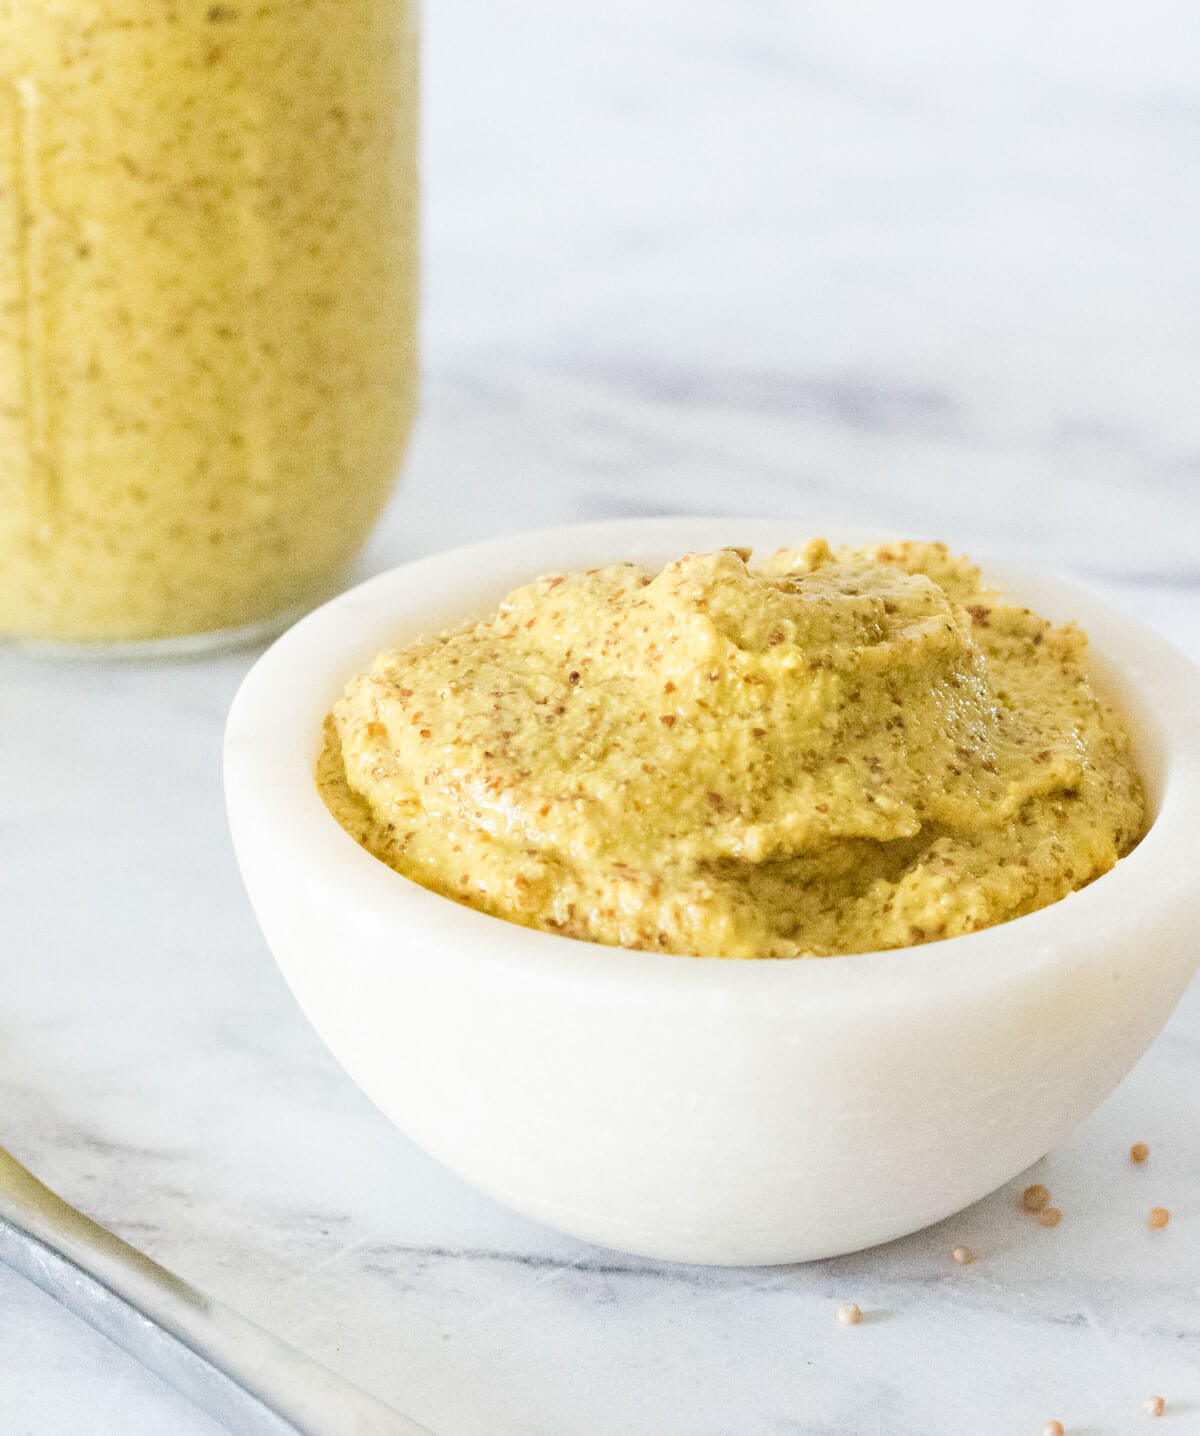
0, 0, 417, 641
319, 542, 1146, 958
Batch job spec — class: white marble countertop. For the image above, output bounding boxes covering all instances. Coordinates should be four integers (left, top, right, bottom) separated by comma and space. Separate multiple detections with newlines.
4, 2, 1200, 1433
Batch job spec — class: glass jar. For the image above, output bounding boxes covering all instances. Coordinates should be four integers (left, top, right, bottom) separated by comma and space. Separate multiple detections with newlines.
0, 0, 417, 650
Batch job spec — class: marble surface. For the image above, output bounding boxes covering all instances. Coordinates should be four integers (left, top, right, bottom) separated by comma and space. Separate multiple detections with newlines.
4, 1, 1200, 1432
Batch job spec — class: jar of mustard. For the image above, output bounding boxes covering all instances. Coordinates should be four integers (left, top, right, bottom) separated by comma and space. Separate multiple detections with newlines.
0, 0, 418, 649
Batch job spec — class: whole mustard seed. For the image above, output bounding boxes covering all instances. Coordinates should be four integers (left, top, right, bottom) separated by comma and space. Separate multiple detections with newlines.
1022, 1184, 1051, 1213
1043, 1423, 1065, 1436
837, 1302, 862, 1325
952, 1245, 975, 1264
1131, 1142, 1150, 1164
1148, 1207, 1170, 1230
1036, 1206, 1063, 1228
1144, 1395, 1166, 1417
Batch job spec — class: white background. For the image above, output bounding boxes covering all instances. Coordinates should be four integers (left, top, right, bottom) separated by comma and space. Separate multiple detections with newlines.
3, 2, 1200, 1433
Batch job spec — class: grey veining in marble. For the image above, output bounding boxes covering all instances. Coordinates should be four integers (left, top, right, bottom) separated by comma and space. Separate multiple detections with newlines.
3, 1, 1200, 1432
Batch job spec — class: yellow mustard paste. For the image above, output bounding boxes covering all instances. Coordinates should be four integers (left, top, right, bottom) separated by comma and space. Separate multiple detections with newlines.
0, 0, 417, 641
318, 541, 1146, 958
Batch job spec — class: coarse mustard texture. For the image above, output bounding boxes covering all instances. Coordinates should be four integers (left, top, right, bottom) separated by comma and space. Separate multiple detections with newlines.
0, 0, 417, 641
318, 542, 1146, 958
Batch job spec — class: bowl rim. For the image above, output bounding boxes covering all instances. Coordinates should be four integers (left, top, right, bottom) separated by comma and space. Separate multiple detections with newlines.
224, 515, 1200, 1013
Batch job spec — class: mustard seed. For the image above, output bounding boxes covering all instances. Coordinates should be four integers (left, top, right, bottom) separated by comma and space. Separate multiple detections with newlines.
1022, 1184, 1051, 1212
1043, 1422, 1065, 1436
1036, 1206, 1063, 1228
838, 1302, 861, 1325
1148, 1207, 1170, 1230
1144, 1395, 1166, 1417
952, 1245, 975, 1265
1131, 1142, 1150, 1164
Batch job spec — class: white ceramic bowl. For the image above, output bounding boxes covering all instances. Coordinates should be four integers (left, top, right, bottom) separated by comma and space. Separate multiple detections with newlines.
224, 518, 1200, 1266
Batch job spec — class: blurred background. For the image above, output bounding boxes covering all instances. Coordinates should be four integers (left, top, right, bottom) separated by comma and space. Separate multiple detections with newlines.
381, 0, 1200, 582
5, 5, 1200, 1434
